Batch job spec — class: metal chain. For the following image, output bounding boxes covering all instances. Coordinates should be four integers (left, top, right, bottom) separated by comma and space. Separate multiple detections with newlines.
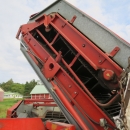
119, 80, 128, 130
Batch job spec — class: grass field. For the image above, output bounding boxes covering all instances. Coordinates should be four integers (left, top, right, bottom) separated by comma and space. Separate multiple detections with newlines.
0, 98, 21, 118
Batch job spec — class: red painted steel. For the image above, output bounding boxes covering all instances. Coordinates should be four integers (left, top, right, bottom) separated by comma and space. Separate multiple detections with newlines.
70, 15, 77, 24
0, 118, 45, 130
22, 30, 119, 109
42, 56, 60, 79
46, 121, 75, 130
24, 98, 56, 108
23, 33, 49, 63
6, 100, 22, 118
20, 28, 115, 128
33, 103, 57, 107
51, 14, 122, 76
17, 13, 122, 76
50, 81, 91, 130
107, 47, 120, 57
24, 99, 54, 104
52, 75, 116, 129
16, 12, 122, 129
21, 37, 114, 127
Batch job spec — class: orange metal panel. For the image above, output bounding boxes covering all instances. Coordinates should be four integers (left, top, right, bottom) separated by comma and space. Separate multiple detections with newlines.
46, 121, 75, 130
0, 118, 45, 130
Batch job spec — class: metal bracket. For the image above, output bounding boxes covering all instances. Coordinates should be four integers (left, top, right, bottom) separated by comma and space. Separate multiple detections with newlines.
55, 51, 62, 63
71, 91, 78, 99
107, 47, 120, 57
70, 15, 77, 24
35, 13, 55, 27
98, 54, 106, 64
16, 13, 56, 39
41, 56, 60, 80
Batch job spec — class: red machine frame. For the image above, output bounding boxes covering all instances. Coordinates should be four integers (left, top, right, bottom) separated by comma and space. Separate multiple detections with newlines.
4, 98, 75, 130
16, 13, 124, 129
6, 99, 57, 118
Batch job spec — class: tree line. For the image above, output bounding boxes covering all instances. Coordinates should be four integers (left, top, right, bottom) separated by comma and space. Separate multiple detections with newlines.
0, 79, 37, 96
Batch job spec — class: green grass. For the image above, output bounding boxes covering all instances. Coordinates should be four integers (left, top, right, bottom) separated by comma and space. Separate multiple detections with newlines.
0, 98, 21, 118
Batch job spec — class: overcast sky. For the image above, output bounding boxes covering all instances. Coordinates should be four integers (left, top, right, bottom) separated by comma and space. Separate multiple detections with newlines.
0, 0, 129, 84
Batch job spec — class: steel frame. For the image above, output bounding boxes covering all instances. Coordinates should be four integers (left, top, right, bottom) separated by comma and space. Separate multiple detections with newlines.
15, 13, 123, 129
17, 13, 122, 76
24, 99, 57, 107
29, 0, 130, 69
6, 100, 22, 118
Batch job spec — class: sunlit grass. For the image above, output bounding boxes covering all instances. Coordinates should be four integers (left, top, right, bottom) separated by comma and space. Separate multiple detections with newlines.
0, 98, 21, 118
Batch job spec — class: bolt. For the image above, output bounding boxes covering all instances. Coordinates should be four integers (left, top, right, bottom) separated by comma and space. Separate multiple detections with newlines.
82, 44, 85, 47
102, 69, 105, 71
99, 60, 102, 63
69, 85, 71, 88
44, 57, 47, 61
103, 69, 114, 81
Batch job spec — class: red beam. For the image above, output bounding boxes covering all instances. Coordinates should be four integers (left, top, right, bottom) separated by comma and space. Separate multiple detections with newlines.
17, 13, 123, 77
0, 118, 45, 130
50, 13, 122, 76
24, 99, 55, 104
33, 103, 57, 107
6, 100, 22, 118
51, 81, 91, 130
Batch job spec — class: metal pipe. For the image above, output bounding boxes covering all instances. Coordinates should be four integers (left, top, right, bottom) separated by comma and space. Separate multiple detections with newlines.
51, 81, 94, 130
62, 59, 120, 108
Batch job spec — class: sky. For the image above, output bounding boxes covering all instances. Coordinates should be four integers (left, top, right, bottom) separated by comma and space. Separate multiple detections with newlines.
0, 0, 130, 84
